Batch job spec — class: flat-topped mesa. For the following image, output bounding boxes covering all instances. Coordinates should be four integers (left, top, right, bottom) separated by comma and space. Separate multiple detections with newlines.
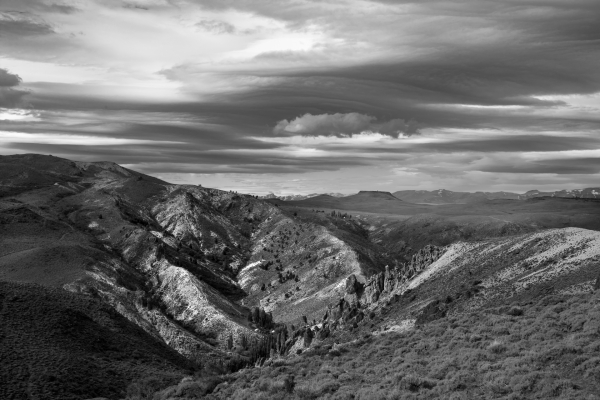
354, 190, 400, 200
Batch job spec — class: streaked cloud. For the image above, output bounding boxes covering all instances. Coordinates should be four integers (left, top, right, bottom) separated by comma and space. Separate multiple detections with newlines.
0, 0, 599, 194
0, 11, 54, 36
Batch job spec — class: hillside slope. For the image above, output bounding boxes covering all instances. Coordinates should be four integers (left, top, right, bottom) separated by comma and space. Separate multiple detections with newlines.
337, 227, 600, 337
0, 154, 389, 375
202, 290, 600, 400
0, 281, 191, 400
147, 227, 600, 400
240, 206, 389, 324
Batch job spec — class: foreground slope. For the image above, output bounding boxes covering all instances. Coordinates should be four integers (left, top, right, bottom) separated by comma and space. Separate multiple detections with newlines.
203, 291, 600, 400
0, 281, 190, 400
148, 227, 600, 399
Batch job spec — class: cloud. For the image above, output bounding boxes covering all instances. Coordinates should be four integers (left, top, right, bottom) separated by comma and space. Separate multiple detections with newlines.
44, 3, 80, 14
0, 68, 21, 87
477, 158, 600, 175
0, 68, 29, 108
195, 19, 236, 34
273, 113, 420, 138
0, 11, 54, 36
2, 0, 600, 192
338, 134, 600, 155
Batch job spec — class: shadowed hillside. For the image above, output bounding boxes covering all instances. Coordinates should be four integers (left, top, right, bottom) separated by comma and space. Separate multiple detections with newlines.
0, 281, 191, 400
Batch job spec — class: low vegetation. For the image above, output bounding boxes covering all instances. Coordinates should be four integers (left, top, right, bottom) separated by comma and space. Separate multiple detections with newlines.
144, 291, 600, 399
0, 281, 191, 400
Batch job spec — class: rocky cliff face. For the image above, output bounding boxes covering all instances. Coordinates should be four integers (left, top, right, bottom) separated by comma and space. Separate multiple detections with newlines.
361, 245, 446, 305
269, 245, 448, 352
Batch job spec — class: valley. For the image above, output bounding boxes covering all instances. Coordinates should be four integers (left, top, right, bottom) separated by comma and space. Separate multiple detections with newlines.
2, 154, 600, 399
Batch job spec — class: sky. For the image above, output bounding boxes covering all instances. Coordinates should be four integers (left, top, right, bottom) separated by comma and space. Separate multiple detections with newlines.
1, 0, 600, 195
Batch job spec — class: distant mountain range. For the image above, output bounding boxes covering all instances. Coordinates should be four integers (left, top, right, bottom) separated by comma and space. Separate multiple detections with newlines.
393, 188, 600, 204
259, 192, 346, 201
267, 188, 600, 204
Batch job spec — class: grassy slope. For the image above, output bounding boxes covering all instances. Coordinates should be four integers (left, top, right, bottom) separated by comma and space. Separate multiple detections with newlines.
143, 227, 600, 399
177, 291, 600, 400
0, 281, 191, 400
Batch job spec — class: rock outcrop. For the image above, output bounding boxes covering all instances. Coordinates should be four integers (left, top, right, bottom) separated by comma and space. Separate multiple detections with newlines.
362, 245, 446, 306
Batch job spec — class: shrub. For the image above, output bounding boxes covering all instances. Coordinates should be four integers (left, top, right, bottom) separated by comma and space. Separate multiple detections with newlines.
283, 375, 295, 393
399, 375, 436, 392
507, 306, 524, 316
488, 340, 507, 354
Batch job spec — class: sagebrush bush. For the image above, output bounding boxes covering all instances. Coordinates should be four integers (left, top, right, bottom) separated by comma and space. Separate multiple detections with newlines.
487, 339, 507, 354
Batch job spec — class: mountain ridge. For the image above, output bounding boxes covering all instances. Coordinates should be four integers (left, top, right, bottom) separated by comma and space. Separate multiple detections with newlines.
0, 153, 392, 397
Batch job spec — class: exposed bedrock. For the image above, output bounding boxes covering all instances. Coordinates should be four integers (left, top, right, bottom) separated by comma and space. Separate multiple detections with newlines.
360, 245, 446, 306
